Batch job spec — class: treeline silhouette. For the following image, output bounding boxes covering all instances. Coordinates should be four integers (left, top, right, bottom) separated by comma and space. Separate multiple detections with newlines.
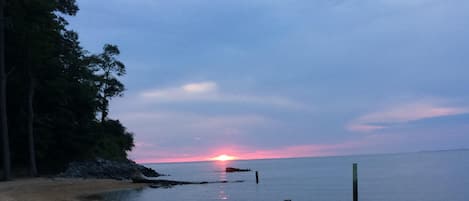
0, 0, 134, 180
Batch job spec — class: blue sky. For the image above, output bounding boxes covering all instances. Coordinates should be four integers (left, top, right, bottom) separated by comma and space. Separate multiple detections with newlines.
69, 0, 469, 162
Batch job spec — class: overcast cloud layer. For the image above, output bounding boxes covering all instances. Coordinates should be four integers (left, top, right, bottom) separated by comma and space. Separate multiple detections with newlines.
69, 0, 469, 162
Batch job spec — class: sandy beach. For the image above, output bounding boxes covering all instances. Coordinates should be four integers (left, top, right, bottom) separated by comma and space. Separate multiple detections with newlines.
0, 178, 147, 201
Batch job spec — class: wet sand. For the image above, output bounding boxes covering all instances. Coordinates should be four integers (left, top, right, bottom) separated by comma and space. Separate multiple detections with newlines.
0, 178, 147, 201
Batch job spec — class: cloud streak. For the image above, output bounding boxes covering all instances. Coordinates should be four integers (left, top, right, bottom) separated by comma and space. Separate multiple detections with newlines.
140, 81, 310, 110
130, 134, 393, 163
347, 99, 469, 132
181, 81, 217, 93
130, 143, 355, 163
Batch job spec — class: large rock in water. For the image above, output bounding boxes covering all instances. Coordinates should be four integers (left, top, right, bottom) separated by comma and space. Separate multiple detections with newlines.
58, 158, 161, 180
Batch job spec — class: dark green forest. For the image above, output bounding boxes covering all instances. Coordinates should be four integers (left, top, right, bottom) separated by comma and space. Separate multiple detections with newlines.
0, 0, 135, 180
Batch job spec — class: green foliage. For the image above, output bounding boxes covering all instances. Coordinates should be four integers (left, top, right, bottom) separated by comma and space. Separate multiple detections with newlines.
2, 0, 135, 173
87, 44, 126, 122
92, 120, 134, 161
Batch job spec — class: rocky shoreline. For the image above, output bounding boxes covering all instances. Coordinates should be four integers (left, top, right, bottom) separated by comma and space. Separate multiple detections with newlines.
57, 158, 245, 190
58, 158, 161, 180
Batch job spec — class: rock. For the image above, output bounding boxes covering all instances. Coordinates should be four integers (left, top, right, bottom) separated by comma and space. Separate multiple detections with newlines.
225, 167, 251, 173
131, 170, 245, 188
57, 158, 162, 180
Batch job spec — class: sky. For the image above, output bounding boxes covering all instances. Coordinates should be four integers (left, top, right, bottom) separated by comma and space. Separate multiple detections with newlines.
68, 0, 469, 163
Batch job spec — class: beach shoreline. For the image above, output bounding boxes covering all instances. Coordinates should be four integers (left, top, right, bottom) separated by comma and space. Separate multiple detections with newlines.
0, 177, 147, 201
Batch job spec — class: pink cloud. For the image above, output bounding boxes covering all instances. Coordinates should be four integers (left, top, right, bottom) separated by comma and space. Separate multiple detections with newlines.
347, 100, 469, 132
130, 140, 368, 163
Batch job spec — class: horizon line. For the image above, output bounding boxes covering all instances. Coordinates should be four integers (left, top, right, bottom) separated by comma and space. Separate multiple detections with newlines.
136, 147, 469, 165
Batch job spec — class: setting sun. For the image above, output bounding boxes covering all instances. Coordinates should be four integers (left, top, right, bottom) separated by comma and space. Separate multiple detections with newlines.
211, 154, 236, 161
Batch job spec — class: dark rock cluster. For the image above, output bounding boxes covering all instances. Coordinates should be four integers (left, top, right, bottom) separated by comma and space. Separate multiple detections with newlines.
58, 158, 161, 180
225, 167, 251, 173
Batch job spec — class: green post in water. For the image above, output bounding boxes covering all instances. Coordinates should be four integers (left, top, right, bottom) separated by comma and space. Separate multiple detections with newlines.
353, 163, 358, 201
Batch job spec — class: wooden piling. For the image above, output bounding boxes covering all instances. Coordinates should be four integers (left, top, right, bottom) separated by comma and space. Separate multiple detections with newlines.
255, 171, 259, 184
353, 163, 358, 201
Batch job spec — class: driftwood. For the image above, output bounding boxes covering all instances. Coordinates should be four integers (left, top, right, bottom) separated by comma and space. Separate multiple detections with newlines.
225, 167, 251, 173
131, 171, 243, 188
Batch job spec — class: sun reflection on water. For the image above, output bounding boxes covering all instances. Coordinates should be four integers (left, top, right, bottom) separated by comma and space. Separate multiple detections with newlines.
214, 160, 230, 200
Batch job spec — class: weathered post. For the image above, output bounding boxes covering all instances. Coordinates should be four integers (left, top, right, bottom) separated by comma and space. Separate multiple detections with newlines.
255, 171, 259, 184
353, 163, 358, 201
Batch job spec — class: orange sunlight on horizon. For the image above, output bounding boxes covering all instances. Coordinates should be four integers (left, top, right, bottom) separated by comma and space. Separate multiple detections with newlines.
210, 154, 237, 161
132, 144, 342, 163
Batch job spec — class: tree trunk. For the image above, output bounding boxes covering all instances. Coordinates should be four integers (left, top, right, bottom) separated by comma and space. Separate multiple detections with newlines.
27, 69, 38, 177
101, 99, 108, 123
101, 110, 107, 123
0, 0, 11, 181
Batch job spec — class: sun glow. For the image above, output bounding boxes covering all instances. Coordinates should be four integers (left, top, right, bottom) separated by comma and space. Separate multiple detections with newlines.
211, 154, 236, 161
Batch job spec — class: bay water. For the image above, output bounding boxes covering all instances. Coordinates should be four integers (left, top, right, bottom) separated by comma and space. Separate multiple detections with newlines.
103, 150, 469, 201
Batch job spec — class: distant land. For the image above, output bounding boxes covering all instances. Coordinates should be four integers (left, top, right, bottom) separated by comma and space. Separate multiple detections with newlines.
417, 148, 469, 153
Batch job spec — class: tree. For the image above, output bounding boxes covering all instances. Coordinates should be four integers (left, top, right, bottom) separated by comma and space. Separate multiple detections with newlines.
0, 0, 11, 181
4, 0, 80, 176
2, 0, 135, 175
29, 0, 77, 176
26, 47, 38, 176
89, 45, 125, 123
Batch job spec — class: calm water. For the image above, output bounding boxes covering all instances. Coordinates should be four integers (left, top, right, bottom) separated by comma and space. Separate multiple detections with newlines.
104, 150, 469, 201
